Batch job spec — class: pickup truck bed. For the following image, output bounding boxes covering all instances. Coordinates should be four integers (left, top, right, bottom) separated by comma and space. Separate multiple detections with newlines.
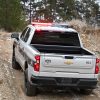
30, 44, 95, 76
31, 44, 93, 55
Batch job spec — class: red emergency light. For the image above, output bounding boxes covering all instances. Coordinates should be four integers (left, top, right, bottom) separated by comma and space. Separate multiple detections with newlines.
32, 22, 52, 26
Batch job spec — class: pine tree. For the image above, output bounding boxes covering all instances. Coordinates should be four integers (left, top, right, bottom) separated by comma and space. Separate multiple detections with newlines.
31, 0, 55, 22
21, 0, 100, 24
30, 0, 76, 22
0, 0, 24, 31
75, 0, 100, 24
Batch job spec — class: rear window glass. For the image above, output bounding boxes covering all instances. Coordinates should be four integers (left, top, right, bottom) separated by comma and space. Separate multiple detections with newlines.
31, 31, 80, 46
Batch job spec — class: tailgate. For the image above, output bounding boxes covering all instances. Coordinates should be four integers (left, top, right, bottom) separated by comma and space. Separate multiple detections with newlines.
40, 54, 95, 74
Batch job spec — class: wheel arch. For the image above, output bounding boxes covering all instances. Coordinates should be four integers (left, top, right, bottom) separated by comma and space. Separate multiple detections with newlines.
24, 61, 28, 70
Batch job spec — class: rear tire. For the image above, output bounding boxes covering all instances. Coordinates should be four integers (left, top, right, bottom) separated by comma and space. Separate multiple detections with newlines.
24, 69, 37, 96
12, 48, 21, 70
80, 89, 93, 95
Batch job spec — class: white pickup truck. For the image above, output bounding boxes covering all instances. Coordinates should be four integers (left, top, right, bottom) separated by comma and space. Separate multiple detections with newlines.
11, 23, 99, 96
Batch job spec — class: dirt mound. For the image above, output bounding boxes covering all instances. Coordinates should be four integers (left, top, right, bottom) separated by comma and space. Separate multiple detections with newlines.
68, 20, 100, 57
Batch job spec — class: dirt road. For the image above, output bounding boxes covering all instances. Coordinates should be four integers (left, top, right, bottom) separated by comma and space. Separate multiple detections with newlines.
0, 32, 100, 100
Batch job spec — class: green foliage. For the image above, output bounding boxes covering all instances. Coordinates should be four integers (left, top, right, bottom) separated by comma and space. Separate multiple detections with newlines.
0, 0, 25, 31
75, 0, 100, 24
23, 0, 99, 24
30, 0, 76, 22
0, 0, 99, 30
56, 0, 76, 21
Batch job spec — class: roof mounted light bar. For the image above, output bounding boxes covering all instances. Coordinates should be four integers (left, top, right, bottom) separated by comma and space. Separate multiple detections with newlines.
31, 22, 73, 28
52, 23, 73, 28
32, 22, 52, 26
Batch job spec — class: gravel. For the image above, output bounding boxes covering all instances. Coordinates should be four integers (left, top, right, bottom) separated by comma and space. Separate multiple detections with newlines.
0, 32, 100, 100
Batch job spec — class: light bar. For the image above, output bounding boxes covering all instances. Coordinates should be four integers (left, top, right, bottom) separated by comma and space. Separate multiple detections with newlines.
32, 22, 52, 26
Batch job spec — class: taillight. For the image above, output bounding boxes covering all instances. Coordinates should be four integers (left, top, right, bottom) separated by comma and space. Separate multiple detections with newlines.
34, 55, 40, 72
96, 58, 100, 63
35, 29, 41, 32
95, 58, 99, 74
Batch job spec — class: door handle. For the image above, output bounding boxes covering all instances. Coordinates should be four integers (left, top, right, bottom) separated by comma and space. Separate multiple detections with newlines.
65, 56, 74, 59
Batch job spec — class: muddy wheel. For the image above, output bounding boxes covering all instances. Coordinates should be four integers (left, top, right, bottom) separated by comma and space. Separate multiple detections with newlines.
12, 48, 21, 70
24, 69, 37, 96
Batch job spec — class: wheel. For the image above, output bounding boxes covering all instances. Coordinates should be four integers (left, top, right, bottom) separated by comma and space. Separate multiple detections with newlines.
80, 89, 93, 95
12, 48, 21, 70
24, 69, 37, 96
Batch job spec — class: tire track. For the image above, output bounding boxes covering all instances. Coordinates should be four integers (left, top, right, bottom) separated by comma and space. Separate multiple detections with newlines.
0, 58, 19, 100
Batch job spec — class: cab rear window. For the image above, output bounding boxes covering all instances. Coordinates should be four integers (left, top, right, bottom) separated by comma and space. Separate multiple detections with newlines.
31, 30, 80, 46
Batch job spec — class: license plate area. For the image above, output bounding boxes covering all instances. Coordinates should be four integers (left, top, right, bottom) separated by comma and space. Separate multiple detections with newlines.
56, 78, 72, 84
61, 78, 72, 84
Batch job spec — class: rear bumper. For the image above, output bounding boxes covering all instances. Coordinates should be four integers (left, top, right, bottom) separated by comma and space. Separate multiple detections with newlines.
31, 76, 98, 89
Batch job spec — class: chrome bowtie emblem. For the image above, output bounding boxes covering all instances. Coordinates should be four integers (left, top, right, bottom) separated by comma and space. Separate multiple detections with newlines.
64, 60, 73, 65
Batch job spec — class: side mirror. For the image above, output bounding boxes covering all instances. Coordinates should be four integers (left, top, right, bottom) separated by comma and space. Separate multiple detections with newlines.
11, 33, 19, 40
